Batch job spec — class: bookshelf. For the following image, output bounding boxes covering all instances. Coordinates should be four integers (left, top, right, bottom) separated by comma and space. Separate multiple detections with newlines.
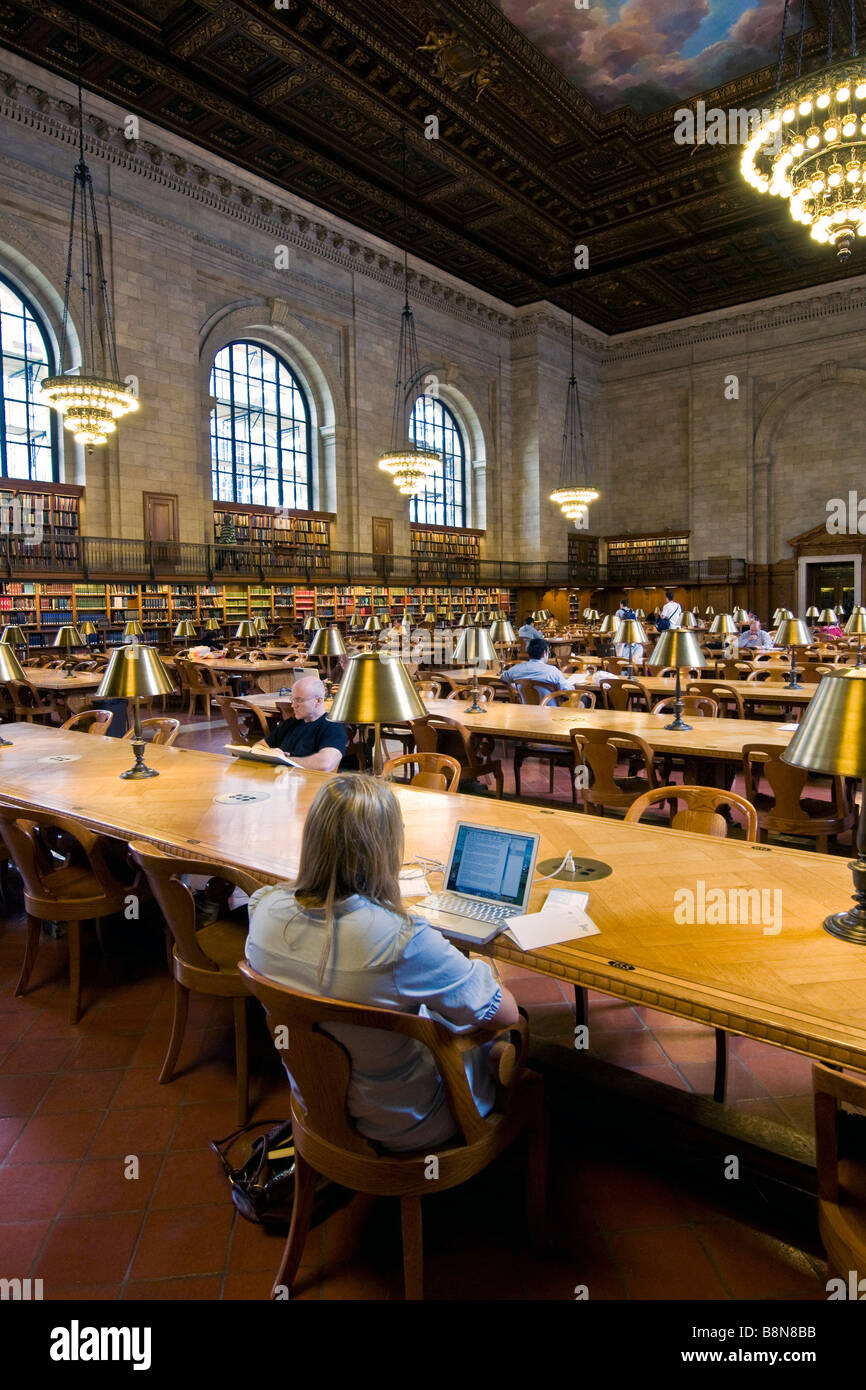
410, 524, 482, 579
568, 534, 599, 577
0, 481, 83, 567
606, 532, 690, 581
213, 503, 332, 572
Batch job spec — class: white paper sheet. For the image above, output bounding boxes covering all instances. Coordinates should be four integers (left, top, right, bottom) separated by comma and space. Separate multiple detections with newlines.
776, 724, 800, 732
504, 889, 598, 949
399, 868, 430, 896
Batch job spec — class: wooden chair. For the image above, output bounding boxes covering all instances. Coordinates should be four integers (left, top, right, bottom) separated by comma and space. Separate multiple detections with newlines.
625, 784, 758, 1102
237, 960, 547, 1300
218, 697, 273, 747
0, 682, 17, 723
742, 744, 856, 853
176, 659, 216, 716
59, 709, 113, 735
446, 683, 498, 705
569, 728, 660, 816
127, 841, 267, 1125
651, 695, 718, 718
415, 680, 442, 701
410, 715, 503, 798
598, 679, 647, 712
6, 679, 55, 724
382, 752, 461, 792
814, 1063, 866, 1282
746, 667, 787, 683
0, 803, 144, 1023
686, 681, 745, 719
540, 689, 597, 710
122, 717, 180, 747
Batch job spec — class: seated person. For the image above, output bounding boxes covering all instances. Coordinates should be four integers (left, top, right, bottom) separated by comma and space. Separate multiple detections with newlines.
737, 619, 775, 652
820, 621, 844, 639
245, 774, 518, 1152
501, 637, 578, 691
252, 675, 347, 771
517, 616, 544, 649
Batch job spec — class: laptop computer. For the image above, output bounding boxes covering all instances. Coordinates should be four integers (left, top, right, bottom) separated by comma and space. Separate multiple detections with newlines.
415, 822, 539, 945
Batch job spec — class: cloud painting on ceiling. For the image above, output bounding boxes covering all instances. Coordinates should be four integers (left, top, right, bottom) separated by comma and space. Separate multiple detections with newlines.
494, 0, 789, 115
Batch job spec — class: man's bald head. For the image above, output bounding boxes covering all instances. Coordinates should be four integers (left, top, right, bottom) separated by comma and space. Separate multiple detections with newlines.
292, 675, 326, 702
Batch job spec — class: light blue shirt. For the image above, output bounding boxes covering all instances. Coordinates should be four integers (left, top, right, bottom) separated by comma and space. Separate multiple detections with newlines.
502, 658, 575, 691
245, 888, 500, 1152
518, 622, 544, 647
738, 629, 775, 650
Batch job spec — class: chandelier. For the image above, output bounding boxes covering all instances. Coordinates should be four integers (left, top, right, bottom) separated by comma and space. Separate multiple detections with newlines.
742, 0, 866, 261
40, 38, 138, 445
549, 310, 599, 523
377, 130, 440, 497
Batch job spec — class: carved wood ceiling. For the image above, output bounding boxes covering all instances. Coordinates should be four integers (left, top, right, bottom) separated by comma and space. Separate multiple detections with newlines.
0, 0, 864, 332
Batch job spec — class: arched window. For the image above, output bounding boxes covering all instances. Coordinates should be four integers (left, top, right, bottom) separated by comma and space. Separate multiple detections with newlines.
408, 395, 466, 528
209, 341, 312, 509
0, 275, 57, 481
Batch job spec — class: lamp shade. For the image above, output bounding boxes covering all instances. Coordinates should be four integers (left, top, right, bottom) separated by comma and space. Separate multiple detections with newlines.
123, 621, 144, 638
709, 614, 737, 635
0, 643, 26, 683
489, 619, 516, 644
705, 607, 715, 616
634, 608, 646, 619
362, 616, 382, 633
775, 609, 794, 622
97, 643, 174, 700
845, 612, 866, 636
423, 610, 436, 623
691, 606, 700, 615
78, 621, 97, 637
782, 668, 866, 778
455, 613, 470, 628
615, 619, 647, 647
598, 615, 616, 635
253, 616, 268, 632
680, 611, 697, 630
328, 652, 427, 726
733, 607, 750, 624
303, 615, 322, 633
774, 618, 812, 648
203, 618, 221, 631
53, 625, 85, 649
818, 608, 840, 625
648, 629, 707, 670
308, 626, 347, 658
585, 609, 599, 622
234, 621, 258, 640
453, 626, 497, 666
806, 606, 820, 619
1, 625, 27, 646
173, 620, 197, 639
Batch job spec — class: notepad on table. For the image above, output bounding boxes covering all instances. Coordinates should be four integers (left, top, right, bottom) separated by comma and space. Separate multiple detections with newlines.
776, 723, 800, 732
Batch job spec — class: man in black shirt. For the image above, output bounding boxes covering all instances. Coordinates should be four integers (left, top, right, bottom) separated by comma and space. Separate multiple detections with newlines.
253, 675, 347, 771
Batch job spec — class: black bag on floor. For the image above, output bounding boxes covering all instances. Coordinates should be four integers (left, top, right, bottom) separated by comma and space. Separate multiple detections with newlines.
210, 1118, 350, 1230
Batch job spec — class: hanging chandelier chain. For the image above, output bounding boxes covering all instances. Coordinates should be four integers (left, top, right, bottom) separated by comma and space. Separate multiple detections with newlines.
852, 0, 858, 57
776, 0, 791, 87
796, 0, 807, 77
829, 0, 835, 61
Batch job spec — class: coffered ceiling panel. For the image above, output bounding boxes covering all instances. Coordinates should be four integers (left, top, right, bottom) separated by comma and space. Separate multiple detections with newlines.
0, 0, 863, 330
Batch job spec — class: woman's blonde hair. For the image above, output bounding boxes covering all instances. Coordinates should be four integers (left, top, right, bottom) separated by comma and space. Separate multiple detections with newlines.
293, 774, 408, 982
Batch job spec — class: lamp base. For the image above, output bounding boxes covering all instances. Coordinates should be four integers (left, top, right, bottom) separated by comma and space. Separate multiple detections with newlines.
823, 909, 866, 946
784, 676, 802, 690
664, 716, 691, 732
120, 737, 158, 779
120, 764, 159, 780
466, 698, 487, 714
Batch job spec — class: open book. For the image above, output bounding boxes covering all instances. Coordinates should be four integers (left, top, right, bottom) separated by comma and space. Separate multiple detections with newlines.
225, 744, 304, 769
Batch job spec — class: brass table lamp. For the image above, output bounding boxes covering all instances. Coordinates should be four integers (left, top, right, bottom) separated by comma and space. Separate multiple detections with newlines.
598, 615, 615, 635
203, 618, 221, 632
634, 608, 646, 620
173, 620, 197, 645
234, 620, 258, 649
709, 614, 737, 635
78, 620, 99, 652
733, 607, 750, 625
774, 617, 812, 689
423, 609, 436, 625
705, 607, 715, 617
806, 605, 820, 621
489, 618, 516, 648
53, 624, 86, 677
308, 625, 347, 685
97, 644, 174, 779
783, 668, 866, 944
680, 611, 698, 630
585, 609, 600, 625
844, 610, 866, 666
328, 651, 427, 775
362, 615, 382, 634
818, 608, 839, 626
453, 625, 497, 713
303, 615, 323, 633
648, 629, 707, 730
1, 624, 28, 660
455, 613, 470, 628
0, 642, 26, 746
614, 618, 648, 678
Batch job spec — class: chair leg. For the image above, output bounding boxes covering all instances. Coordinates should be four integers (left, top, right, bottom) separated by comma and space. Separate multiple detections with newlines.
159, 978, 190, 1084
15, 913, 43, 997
513, 751, 522, 797
400, 1195, 424, 1300
233, 994, 249, 1126
67, 920, 82, 1024
573, 984, 588, 1027
713, 1028, 728, 1103
549, 759, 555, 793
271, 1152, 318, 1298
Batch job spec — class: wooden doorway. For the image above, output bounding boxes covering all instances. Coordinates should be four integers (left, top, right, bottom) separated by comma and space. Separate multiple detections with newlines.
143, 492, 180, 567
372, 516, 393, 579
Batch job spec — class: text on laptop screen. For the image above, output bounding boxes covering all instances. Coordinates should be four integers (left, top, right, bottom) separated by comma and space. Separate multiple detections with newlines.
446, 825, 535, 906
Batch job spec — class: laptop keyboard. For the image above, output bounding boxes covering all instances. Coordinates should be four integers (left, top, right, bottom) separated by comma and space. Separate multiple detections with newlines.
418, 892, 520, 922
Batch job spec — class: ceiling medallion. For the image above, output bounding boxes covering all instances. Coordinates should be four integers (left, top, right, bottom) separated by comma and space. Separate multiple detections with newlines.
416, 30, 500, 101
742, 4, 866, 261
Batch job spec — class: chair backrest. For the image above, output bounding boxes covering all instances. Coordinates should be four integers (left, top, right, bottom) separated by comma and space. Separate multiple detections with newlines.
382, 752, 461, 792
0, 801, 127, 906
651, 695, 718, 718
624, 785, 758, 840
540, 689, 596, 709
127, 840, 266, 974
416, 680, 442, 700
813, 1062, 866, 1209
410, 714, 477, 772
686, 681, 745, 718
511, 678, 560, 705
742, 744, 850, 822
569, 727, 657, 802
60, 709, 112, 735
746, 668, 786, 683
7, 680, 48, 712
218, 697, 272, 745
122, 717, 180, 746
237, 960, 489, 1153
446, 683, 497, 705
598, 679, 645, 712
183, 660, 212, 693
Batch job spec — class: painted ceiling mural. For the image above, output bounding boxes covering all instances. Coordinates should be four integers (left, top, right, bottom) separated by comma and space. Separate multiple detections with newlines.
493, 0, 790, 115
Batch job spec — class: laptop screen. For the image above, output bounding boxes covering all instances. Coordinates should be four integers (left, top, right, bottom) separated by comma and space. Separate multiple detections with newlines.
446, 824, 536, 907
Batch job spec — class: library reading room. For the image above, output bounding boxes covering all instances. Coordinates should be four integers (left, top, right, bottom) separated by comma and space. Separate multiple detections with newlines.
1, 0, 866, 1350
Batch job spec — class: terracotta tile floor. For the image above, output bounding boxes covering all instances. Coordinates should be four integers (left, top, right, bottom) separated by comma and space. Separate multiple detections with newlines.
0, 709, 836, 1300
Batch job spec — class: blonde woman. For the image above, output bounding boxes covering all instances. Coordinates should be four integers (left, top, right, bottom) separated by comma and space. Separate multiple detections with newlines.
246, 774, 518, 1153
